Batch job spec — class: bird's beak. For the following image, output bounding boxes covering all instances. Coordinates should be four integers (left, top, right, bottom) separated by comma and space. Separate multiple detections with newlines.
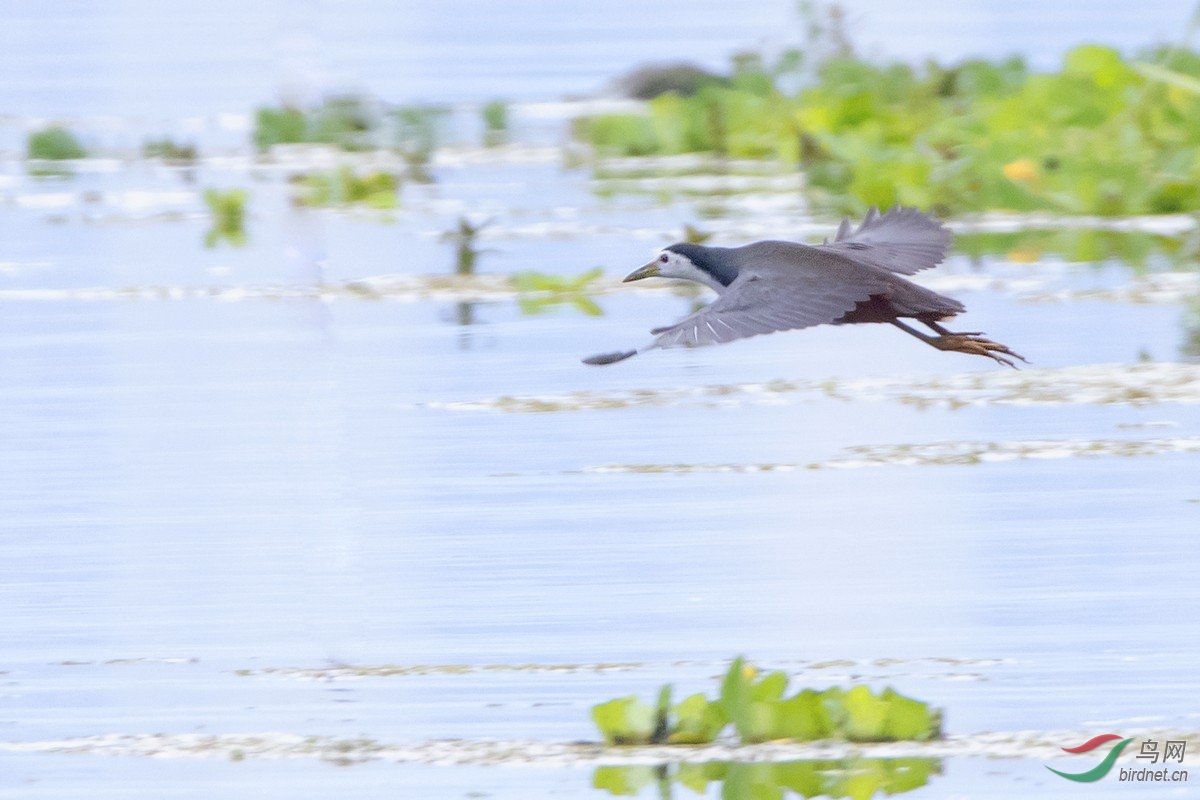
623, 261, 661, 282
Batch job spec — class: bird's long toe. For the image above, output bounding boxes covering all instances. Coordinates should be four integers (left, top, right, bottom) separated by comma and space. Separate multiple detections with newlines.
933, 334, 1027, 369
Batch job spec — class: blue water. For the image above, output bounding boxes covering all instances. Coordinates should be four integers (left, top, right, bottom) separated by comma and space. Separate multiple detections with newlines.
0, 0, 1193, 118
3, 3, 1200, 798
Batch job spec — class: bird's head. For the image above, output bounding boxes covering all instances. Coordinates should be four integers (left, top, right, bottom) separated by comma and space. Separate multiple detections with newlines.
623, 243, 737, 293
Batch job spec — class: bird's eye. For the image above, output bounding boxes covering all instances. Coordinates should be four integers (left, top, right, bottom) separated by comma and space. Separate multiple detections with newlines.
659, 254, 669, 263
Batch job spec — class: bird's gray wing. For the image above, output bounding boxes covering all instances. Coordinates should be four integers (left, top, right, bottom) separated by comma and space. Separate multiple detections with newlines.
582, 243, 893, 365
645, 259, 887, 352
819, 205, 950, 275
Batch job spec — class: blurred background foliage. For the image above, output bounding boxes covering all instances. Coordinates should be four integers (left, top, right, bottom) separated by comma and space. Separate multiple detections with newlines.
574, 43, 1200, 217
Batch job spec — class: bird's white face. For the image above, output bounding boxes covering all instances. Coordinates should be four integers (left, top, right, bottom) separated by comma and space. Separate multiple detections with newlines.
653, 250, 703, 280
624, 249, 723, 292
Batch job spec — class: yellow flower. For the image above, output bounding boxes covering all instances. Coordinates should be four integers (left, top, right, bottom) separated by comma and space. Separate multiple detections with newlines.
1003, 159, 1040, 183
1006, 247, 1041, 263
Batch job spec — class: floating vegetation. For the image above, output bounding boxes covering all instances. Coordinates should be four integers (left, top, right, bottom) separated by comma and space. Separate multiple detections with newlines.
511, 268, 604, 316
142, 138, 197, 164
292, 167, 399, 209
234, 656, 1010, 684
592, 658, 941, 746
27, 125, 87, 161
576, 45, 1200, 216
5, 729, 1199, 765
202, 188, 248, 248
391, 105, 448, 182
593, 758, 940, 799
254, 95, 381, 152
429, 363, 1200, 414
236, 661, 643, 680
26, 125, 86, 176
581, 436, 1200, 474
482, 99, 509, 146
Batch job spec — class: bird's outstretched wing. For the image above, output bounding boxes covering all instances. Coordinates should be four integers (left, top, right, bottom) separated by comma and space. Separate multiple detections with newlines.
583, 245, 890, 364
819, 205, 950, 275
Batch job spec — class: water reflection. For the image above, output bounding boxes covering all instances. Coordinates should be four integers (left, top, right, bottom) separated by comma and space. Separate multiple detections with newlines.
591, 758, 941, 799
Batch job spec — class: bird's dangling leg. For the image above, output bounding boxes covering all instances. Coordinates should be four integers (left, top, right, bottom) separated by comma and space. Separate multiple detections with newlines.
892, 319, 1027, 368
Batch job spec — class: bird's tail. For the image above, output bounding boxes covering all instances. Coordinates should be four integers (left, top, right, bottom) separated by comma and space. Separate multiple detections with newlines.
582, 349, 638, 365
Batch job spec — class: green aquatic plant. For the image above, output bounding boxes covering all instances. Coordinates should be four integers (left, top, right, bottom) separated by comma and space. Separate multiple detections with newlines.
576, 44, 1200, 216
27, 126, 86, 160
441, 217, 492, 275
254, 106, 308, 151
292, 168, 399, 209
482, 99, 509, 146
310, 95, 378, 151
254, 96, 380, 152
203, 188, 248, 248
592, 657, 942, 746
512, 268, 604, 316
593, 758, 941, 799
390, 105, 447, 182
142, 138, 197, 163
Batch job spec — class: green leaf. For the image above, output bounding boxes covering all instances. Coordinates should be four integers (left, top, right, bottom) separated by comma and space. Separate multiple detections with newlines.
592, 696, 656, 745
880, 688, 939, 741
776, 689, 834, 740
668, 692, 728, 744
840, 686, 890, 742
751, 671, 789, 703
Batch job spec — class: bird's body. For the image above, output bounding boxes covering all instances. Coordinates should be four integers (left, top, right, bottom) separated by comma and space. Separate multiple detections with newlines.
583, 206, 1024, 367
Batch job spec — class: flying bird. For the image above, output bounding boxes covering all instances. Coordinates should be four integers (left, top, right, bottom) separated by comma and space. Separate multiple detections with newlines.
583, 206, 1025, 367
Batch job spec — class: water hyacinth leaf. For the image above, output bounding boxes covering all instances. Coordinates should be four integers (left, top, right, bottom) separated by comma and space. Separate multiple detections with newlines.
592, 695, 656, 745
739, 700, 782, 744
1133, 61, 1200, 94
840, 686, 890, 742
669, 693, 729, 744
594, 658, 942, 746
751, 670, 789, 703
719, 657, 752, 728
575, 45, 1200, 215
717, 662, 788, 743
880, 688, 939, 741
776, 689, 834, 741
